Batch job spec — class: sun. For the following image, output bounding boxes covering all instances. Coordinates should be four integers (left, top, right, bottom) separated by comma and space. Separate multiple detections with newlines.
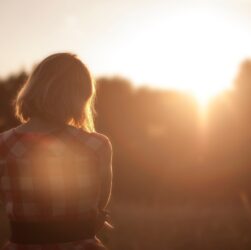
187, 87, 222, 108
105, 6, 249, 107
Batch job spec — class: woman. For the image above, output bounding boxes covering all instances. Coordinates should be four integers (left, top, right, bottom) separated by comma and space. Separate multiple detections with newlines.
0, 53, 113, 250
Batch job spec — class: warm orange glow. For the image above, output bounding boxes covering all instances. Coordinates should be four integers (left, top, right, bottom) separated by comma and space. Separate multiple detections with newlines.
105, 7, 249, 107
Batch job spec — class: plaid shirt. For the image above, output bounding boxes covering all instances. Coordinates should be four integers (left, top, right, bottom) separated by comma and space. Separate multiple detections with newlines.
0, 126, 112, 250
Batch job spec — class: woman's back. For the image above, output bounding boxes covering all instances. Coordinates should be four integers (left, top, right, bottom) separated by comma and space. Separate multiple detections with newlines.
0, 123, 111, 249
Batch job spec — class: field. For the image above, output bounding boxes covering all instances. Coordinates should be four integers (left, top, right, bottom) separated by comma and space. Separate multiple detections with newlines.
1, 201, 249, 250
104, 201, 251, 250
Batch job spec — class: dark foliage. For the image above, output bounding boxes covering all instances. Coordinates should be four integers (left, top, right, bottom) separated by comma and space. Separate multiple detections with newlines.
1, 64, 251, 203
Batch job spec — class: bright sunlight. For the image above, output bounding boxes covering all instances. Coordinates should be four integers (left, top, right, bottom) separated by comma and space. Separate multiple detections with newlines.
108, 6, 251, 107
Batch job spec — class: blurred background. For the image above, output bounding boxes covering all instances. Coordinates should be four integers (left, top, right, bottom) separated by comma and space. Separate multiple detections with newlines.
1, 0, 251, 249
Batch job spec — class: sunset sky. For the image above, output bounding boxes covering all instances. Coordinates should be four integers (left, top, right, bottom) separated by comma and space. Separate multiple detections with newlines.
1, 0, 251, 99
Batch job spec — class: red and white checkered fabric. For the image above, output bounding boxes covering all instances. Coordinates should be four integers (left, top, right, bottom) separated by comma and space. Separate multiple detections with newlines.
0, 126, 112, 250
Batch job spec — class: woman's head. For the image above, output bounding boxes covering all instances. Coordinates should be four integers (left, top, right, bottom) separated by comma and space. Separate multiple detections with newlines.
15, 52, 96, 132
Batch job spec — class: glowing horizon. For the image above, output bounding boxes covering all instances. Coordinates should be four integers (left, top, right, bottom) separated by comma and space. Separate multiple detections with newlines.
94, 7, 250, 106
1, 0, 251, 106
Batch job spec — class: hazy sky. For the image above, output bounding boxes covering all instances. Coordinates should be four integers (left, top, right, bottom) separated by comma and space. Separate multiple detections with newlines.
1, 0, 251, 90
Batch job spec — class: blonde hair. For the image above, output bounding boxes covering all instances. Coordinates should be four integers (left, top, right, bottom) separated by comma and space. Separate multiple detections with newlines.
15, 52, 96, 132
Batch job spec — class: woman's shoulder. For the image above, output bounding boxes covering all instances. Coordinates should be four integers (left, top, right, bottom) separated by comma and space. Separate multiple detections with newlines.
89, 132, 112, 146
66, 126, 112, 152
88, 132, 112, 155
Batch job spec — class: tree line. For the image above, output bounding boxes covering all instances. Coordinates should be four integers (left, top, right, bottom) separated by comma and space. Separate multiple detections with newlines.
1, 60, 251, 204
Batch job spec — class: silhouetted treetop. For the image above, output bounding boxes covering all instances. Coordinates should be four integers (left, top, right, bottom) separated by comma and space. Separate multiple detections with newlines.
234, 59, 251, 93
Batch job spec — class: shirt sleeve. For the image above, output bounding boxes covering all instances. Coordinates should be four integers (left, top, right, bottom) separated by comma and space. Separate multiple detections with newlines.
0, 134, 6, 202
72, 129, 113, 210
96, 135, 113, 210
0, 135, 5, 177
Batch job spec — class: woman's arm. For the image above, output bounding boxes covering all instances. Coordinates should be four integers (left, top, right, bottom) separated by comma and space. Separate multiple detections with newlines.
0, 135, 5, 202
98, 136, 113, 210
